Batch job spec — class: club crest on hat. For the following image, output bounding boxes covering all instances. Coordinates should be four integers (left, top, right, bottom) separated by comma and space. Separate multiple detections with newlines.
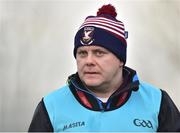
80, 27, 95, 45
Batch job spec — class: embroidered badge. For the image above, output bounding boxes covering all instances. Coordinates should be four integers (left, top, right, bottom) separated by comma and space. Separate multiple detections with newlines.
80, 27, 95, 45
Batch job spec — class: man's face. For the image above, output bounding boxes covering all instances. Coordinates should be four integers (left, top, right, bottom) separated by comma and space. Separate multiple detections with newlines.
76, 45, 124, 89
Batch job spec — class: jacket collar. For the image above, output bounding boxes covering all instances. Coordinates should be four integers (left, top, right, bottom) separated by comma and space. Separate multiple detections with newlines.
68, 66, 139, 111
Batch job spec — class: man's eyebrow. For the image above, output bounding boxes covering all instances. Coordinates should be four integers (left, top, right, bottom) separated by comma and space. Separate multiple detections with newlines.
92, 48, 107, 52
77, 49, 86, 52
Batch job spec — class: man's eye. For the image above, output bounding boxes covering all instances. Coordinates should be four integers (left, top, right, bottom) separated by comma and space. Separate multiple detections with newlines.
95, 51, 105, 56
77, 51, 87, 57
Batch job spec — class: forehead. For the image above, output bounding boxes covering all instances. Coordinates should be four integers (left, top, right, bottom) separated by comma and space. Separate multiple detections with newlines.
77, 45, 109, 52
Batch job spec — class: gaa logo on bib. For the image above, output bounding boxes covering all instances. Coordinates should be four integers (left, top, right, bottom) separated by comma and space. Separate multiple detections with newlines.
80, 27, 95, 45
133, 118, 153, 129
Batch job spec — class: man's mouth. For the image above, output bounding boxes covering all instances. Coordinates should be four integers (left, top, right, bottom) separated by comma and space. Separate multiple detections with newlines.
84, 72, 99, 75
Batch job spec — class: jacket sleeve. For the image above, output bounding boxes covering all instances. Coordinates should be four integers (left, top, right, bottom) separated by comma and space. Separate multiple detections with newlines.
28, 99, 53, 132
157, 90, 180, 132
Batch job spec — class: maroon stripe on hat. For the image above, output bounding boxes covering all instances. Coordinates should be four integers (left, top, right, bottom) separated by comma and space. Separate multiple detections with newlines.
88, 16, 124, 26
79, 16, 127, 42
81, 22, 124, 36
82, 21, 124, 32
84, 19, 125, 30
81, 23, 127, 45
109, 31, 127, 45
77, 90, 93, 108
80, 17, 125, 31
80, 24, 125, 41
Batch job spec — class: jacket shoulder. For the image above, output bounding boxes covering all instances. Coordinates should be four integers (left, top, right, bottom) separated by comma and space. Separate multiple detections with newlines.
139, 81, 161, 92
138, 81, 162, 112
158, 90, 180, 131
44, 85, 70, 102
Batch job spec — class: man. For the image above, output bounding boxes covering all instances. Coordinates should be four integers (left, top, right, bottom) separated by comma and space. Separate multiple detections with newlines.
28, 4, 180, 132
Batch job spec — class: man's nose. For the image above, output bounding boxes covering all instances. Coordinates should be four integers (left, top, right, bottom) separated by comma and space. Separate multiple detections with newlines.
86, 54, 95, 66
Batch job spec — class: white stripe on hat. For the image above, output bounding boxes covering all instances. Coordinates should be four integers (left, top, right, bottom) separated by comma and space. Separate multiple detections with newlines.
80, 24, 125, 39
80, 21, 124, 34
88, 17, 124, 25
85, 17, 124, 29
79, 16, 126, 40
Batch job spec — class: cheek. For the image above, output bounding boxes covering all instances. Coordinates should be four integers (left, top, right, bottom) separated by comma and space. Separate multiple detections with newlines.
76, 60, 85, 80
100, 59, 120, 73
76, 60, 83, 71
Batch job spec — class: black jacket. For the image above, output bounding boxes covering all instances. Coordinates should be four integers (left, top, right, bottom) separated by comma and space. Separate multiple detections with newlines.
29, 67, 180, 132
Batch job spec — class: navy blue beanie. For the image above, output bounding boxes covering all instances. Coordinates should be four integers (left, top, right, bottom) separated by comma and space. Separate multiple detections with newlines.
74, 4, 128, 64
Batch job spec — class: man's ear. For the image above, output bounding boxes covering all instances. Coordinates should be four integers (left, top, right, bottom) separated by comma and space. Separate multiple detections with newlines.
119, 60, 124, 67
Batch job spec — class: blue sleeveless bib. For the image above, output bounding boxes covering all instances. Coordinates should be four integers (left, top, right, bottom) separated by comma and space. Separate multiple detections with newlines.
44, 81, 162, 132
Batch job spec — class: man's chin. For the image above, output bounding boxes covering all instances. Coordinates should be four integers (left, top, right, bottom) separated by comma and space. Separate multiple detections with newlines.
83, 80, 101, 88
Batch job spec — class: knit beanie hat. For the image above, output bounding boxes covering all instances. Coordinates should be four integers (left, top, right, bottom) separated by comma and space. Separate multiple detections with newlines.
74, 4, 128, 64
